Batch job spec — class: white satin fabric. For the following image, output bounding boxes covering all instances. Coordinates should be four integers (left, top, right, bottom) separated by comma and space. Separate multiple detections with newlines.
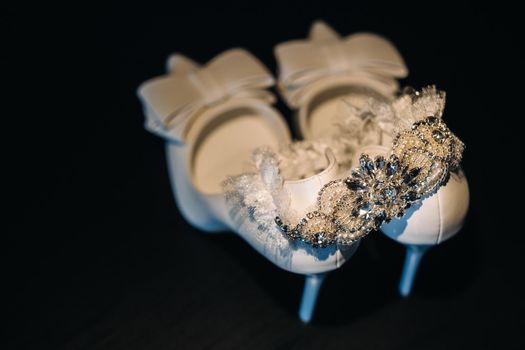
138, 49, 276, 143
275, 21, 408, 108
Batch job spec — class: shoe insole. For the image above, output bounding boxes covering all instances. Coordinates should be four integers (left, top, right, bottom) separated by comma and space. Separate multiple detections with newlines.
192, 109, 282, 194
308, 91, 372, 140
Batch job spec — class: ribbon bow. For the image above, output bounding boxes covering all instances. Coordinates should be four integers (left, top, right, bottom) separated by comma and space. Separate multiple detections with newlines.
275, 21, 408, 107
138, 49, 275, 143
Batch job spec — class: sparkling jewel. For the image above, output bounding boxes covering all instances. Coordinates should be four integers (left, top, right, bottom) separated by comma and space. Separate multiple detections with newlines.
274, 108, 464, 247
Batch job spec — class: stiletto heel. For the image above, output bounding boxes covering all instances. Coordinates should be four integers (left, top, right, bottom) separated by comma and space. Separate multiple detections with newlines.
299, 273, 326, 323
399, 245, 430, 297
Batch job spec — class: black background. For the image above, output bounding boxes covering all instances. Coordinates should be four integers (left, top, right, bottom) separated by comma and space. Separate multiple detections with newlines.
4, 2, 524, 349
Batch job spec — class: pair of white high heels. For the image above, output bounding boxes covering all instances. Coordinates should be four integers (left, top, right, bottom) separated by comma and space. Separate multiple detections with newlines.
137, 21, 469, 322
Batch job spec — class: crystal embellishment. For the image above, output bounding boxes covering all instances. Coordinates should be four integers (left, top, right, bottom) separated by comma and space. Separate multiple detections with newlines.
274, 90, 465, 247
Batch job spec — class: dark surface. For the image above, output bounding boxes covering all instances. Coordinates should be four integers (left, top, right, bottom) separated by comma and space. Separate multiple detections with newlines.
4, 2, 524, 349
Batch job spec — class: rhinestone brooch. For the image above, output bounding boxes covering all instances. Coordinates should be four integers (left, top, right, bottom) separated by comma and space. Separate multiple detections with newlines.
275, 115, 464, 248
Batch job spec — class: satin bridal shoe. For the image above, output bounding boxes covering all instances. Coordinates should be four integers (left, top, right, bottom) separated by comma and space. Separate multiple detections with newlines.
275, 22, 469, 296
346, 88, 469, 296
137, 48, 359, 322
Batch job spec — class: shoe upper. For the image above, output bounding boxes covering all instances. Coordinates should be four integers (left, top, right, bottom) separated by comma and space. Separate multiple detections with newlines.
222, 143, 362, 274
139, 48, 359, 274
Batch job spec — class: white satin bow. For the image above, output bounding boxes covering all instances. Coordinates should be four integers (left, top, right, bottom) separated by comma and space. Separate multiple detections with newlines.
138, 49, 275, 143
275, 21, 408, 107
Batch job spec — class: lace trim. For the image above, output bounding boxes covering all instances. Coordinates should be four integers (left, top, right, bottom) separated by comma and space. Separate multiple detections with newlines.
224, 86, 464, 248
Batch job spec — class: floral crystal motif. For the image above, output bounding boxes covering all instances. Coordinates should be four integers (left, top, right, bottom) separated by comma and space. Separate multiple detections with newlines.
275, 115, 464, 248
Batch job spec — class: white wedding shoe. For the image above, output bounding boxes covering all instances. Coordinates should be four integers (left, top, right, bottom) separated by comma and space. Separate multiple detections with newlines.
347, 88, 470, 296
275, 22, 469, 296
137, 48, 359, 322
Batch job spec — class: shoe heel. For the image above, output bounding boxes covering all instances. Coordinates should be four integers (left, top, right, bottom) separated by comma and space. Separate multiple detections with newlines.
399, 245, 430, 297
382, 171, 469, 296
299, 273, 327, 323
